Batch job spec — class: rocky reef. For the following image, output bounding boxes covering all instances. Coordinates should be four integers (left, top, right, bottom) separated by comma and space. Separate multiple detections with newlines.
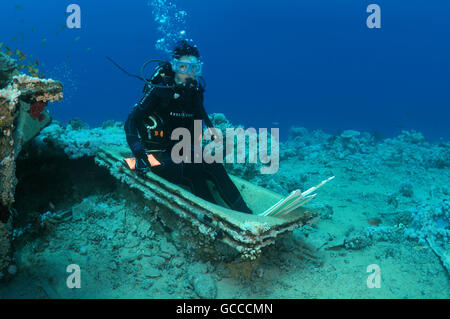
1, 109, 449, 297
0, 51, 63, 278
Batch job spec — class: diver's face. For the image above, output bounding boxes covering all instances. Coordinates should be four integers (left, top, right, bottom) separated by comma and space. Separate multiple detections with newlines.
174, 55, 198, 84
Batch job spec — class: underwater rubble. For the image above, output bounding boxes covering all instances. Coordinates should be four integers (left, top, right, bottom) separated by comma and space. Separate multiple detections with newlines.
0, 51, 62, 279
1, 110, 449, 297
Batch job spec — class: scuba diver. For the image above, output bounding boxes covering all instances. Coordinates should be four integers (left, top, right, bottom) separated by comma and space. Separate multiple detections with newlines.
124, 40, 252, 214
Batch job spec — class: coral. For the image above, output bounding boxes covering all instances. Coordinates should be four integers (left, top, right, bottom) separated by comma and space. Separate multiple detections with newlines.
375, 130, 444, 169
399, 180, 414, 198
0, 84, 20, 143
364, 225, 399, 242
339, 130, 362, 154
424, 146, 450, 169
341, 225, 405, 250
0, 154, 17, 211
68, 118, 88, 131
209, 113, 228, 126
343, 233, 371, 250
208, 113, 265, 179
0, 73, 63, 217
341, 130, 361, 139
0, 55, 63, 275
404, 201, 450, 244
398, 130, 426, 145
12, 74, 63, 103
35, 121, 127, 159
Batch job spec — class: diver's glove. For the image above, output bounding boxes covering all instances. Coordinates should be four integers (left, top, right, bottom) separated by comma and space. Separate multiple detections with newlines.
135, 149, 151, 177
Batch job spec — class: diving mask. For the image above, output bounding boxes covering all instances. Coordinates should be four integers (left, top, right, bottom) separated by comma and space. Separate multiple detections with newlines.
171, 58, 203, 77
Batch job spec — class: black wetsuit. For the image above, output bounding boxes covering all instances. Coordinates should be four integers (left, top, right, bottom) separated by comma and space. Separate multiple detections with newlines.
124, 73, 252, 214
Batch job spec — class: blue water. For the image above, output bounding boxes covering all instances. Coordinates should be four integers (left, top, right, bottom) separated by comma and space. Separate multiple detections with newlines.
1, 0, 449, 141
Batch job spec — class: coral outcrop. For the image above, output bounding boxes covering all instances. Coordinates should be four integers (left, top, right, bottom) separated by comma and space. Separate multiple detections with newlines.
33, 120, 127, 159
0, 51, 63, 277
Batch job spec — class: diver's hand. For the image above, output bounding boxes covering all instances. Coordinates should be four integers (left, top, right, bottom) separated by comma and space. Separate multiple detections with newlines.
135, 150, 151, 177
